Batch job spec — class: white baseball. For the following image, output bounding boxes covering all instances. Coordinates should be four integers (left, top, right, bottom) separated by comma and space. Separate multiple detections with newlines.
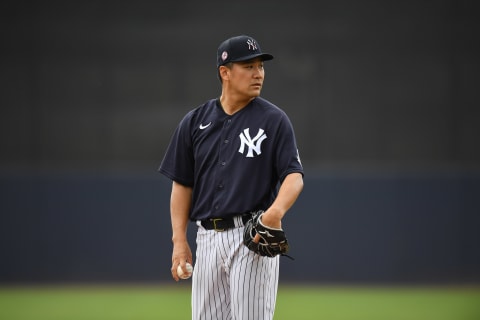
177, 262, 193, 279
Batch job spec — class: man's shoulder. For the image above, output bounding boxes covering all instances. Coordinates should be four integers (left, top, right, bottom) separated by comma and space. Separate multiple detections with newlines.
189, 98, 217, 114
254, 96, 276, 107
253, 97, 288, 118
182, 98, 218, 121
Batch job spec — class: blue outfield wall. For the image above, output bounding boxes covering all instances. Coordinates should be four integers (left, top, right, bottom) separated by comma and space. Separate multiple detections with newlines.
0, 171, 479, 284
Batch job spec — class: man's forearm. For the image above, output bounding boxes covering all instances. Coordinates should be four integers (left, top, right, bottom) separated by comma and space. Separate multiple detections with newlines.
170, 181, 193, 243
263, 172, 304, 227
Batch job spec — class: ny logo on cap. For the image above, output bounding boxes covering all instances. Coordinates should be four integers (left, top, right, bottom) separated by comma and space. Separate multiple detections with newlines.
246, 39, 257, 51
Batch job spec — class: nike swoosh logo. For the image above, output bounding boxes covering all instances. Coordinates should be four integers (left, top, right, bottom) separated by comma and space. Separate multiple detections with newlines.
199, 122, 212, 130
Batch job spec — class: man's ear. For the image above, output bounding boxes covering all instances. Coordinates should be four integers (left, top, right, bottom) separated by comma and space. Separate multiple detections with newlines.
218, 65, 230, 81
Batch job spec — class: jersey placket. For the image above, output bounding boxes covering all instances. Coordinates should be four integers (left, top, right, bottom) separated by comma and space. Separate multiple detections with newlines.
212, 118, 233, 214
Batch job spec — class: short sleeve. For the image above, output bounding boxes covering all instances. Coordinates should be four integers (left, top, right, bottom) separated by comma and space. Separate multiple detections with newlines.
274, 113, 304, 182
158, 113, 195, 187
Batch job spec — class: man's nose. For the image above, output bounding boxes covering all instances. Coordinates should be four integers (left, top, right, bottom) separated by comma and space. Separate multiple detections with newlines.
253, 67, 263, 77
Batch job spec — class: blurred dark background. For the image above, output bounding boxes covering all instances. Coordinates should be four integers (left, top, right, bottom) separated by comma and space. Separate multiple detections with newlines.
1, 0, 479, 284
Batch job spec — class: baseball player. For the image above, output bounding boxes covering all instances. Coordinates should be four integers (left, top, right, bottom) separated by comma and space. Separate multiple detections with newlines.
159, 35, 304, 320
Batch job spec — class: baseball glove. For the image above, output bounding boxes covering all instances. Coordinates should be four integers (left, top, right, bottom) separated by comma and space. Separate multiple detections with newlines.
243, 210, 291, 258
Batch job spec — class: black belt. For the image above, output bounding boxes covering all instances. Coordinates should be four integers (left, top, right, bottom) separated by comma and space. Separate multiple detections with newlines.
200, 215, 251, 231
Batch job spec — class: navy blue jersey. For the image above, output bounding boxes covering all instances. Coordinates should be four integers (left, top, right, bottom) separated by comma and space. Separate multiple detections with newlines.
159, 97, 303, 221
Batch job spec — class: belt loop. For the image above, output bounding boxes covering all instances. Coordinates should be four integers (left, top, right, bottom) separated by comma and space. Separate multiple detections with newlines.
233, 216, 242, 228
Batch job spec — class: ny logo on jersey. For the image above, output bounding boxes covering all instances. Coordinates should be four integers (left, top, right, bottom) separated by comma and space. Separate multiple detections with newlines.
246, 39, 257, 51
238, 128, 267, 158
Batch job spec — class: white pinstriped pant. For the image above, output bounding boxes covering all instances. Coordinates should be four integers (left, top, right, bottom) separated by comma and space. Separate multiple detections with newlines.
192, 216, 280, 320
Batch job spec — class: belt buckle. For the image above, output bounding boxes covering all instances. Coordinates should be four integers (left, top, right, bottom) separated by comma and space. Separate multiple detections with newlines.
211, 218, 225, 232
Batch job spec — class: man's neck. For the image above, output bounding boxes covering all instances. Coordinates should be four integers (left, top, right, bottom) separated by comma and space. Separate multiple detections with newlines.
219, 94, 254, 115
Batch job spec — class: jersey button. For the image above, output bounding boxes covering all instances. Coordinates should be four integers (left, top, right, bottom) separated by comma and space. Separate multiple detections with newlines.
221, 161, 226, 166
224, 139, 229, 144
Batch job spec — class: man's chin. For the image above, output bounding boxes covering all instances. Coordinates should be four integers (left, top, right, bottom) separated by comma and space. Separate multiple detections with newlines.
250, 89, 262, 97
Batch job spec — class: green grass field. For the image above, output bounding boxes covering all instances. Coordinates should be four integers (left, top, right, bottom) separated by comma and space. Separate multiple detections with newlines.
0, 284, 479, 320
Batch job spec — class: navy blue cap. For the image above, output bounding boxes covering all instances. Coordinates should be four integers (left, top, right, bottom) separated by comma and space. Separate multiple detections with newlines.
217, 35, 274, 67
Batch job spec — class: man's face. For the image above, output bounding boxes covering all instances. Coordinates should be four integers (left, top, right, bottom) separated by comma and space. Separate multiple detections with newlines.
228, 58, 265, 98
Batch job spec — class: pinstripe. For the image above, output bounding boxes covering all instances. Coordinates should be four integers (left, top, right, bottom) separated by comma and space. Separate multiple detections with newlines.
192, 223, 279, 320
